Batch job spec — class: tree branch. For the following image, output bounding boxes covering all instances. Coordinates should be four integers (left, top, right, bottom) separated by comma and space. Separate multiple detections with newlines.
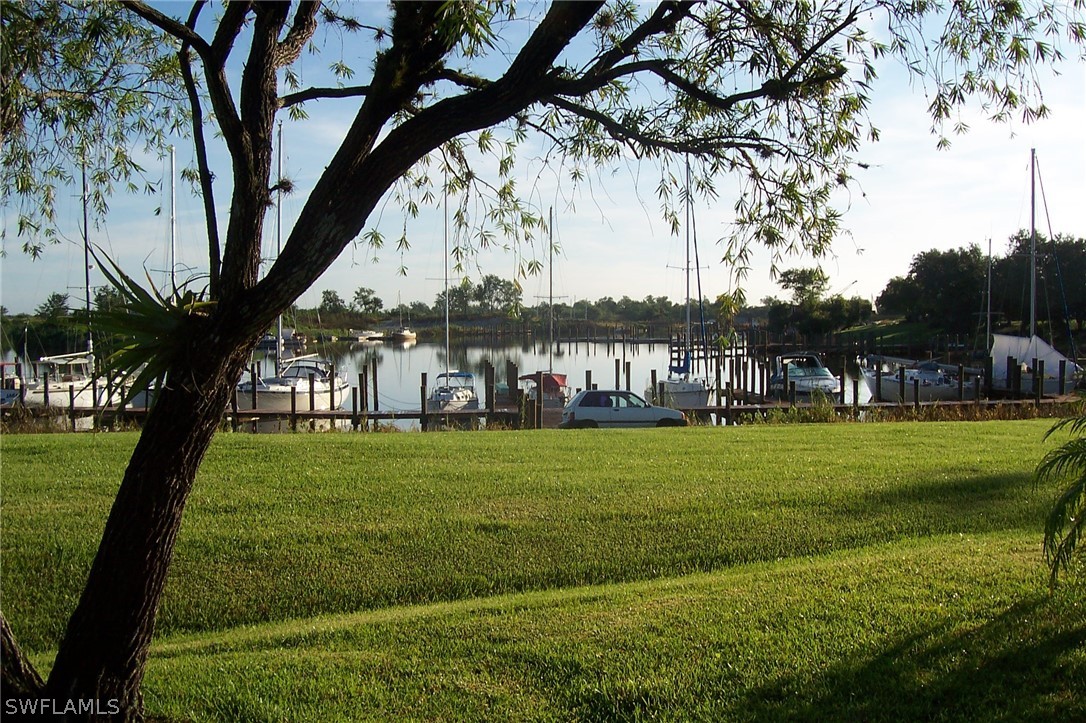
778, 6, 858, 86
179, 47, 221, 295
119, 0, 209, 55
210, 1, 251, 66
431, 68, 488, 91
247, 1, 608, 319
277, 1, 320, 68
280, 84, 372, 108
121, 1, 247, 164
586, 1, 692, 77
546, 94, 779, 157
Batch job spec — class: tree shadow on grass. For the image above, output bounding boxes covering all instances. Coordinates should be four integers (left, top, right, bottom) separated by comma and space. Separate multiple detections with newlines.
842, 472, 1044, 534
736, 593, 1086, 722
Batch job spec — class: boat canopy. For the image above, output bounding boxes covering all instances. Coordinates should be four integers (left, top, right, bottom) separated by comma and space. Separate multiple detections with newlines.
437, 371, 475, 383
991, 334, 1080, 379
519, 372, 568, 392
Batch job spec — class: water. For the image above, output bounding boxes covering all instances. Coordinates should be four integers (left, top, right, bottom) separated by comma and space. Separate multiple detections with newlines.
5, 339, 873, 430
301, 337, 873, 416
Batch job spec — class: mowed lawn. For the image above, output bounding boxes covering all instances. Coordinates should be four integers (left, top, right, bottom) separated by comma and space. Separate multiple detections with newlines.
2, 421, 1083, 721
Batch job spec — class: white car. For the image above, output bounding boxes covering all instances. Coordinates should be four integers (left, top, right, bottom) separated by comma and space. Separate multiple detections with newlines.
559, 389, 687, 428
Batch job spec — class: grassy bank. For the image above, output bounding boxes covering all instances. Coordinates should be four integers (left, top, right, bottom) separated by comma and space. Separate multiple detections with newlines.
2, 422, 1083, 720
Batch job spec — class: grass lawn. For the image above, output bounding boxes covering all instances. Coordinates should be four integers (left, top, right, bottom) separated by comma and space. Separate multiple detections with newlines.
2, 421, 1083, 720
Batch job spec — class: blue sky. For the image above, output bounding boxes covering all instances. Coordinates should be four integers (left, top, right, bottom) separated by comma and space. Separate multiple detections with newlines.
1, 6, 1083, 317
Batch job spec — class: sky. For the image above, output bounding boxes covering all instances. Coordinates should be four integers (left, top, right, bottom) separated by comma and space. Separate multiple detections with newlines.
1, 5, 1084, 319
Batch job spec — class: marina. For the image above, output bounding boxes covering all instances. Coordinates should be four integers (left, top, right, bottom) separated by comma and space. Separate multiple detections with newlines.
4, 331, 1079, 432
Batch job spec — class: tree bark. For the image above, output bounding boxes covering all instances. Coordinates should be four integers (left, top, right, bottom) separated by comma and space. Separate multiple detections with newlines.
42, 335, 253, 721
2, 611, 45, 705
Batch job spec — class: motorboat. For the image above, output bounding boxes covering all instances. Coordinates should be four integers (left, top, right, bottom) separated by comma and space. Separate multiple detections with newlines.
520, 371, 571, 407
427, 371, 480, 412
768, 352, 838, 398
236, 355, 349, 412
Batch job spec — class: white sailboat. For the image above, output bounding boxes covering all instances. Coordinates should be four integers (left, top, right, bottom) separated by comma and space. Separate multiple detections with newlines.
428, 180, 479, 413
523, 206, 571, 408
655, 160, 710, 408
1, 164, 122, 413
989, 149, 1080, 396
237, 123, 348, 414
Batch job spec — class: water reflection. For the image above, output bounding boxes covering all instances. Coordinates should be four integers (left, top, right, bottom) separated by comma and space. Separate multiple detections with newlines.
293, 339, 871, 414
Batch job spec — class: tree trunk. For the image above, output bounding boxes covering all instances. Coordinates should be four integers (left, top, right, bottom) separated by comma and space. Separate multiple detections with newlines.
2, 611, 45, 707
42, 337, 252, 721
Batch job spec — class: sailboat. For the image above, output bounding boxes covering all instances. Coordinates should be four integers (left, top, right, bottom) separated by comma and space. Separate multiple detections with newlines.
1, 164, 122, 413
427, 180, 480, 413
653, 160, 711, 408
522, 206, 571, 408
237, 123, 349, 415
989, 149, 1080, 396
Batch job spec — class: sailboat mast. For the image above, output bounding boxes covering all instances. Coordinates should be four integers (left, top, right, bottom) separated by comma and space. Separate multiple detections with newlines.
549, 206, 554, 372
276, 122, 284, 369
169, 145, 177, 290
1029, 148, 1037, 338
684, 159, 692, 372
81, 161, 93, 361
444, 176, 450, 378
986, 237, 992, 347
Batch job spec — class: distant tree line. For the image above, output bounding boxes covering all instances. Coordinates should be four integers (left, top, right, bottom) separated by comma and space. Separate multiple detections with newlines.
7, 230, 1082, 357
876, 231, 1086, 336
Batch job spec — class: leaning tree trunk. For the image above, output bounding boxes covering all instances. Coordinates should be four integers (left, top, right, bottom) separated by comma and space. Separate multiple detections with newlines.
42, 333, 254, 721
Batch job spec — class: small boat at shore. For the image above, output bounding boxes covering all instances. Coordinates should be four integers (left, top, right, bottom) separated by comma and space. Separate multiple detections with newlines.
236, 355, 349, 412
860, 355, 978, 402
520, 371, 571, 407
427, 370, 480, 412
768, 352, 838, 398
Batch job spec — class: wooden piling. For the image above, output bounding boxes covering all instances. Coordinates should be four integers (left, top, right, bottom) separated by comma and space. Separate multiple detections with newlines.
371, 357, 380, 411
420, 372, 428, 432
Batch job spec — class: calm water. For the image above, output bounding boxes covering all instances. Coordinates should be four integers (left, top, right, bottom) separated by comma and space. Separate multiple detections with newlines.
287, 338, 872, 414
5, 338, 872, 428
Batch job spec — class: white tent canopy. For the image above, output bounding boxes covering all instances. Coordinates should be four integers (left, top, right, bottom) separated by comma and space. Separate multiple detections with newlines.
990, 334, 1080, 393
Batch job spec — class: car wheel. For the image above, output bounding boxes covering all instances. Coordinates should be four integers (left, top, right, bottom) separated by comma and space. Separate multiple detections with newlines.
656, 418, 683, 427
576, 420, 599, 429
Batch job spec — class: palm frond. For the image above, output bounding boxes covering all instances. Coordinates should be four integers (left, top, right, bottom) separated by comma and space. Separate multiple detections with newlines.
1037, 411, 1086, 588
1043, 469, 1086, 588
1043, 406, 1086, 441
91, 248, 216, 407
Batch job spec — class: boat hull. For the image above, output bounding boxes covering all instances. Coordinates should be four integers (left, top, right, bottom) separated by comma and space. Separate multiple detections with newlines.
862, 370, 976, 402
652, 378, 710, 408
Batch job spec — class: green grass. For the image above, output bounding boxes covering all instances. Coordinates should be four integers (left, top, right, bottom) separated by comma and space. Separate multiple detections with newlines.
2, 422, 1084, 721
